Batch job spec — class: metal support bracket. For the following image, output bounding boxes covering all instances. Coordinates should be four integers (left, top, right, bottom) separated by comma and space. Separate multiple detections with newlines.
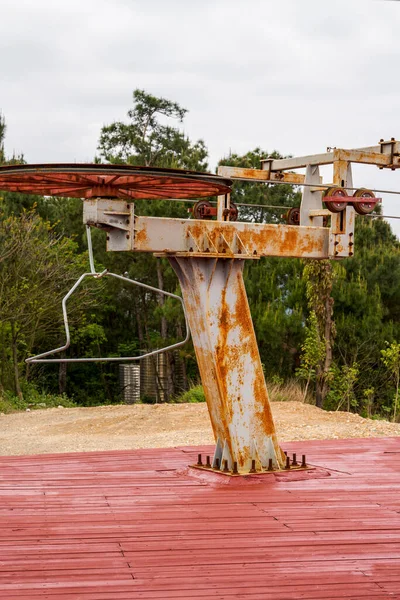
329, 161, 355, 258
83, 198, 135, 251
300, 165, 324, 228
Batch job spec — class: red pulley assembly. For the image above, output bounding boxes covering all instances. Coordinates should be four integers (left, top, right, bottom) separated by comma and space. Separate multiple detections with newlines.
323, 187, 349, 213
192, 200, 216, 219
351, 188, 377, 215
192, 200, 238, 220
283, 207, 300, 225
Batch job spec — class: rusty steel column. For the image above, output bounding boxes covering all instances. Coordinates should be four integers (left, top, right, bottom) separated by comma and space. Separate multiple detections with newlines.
169, 256, 285, 473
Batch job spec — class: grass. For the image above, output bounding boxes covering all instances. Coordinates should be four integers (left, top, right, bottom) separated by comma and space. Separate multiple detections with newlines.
0, 388, 76, 414
267, 379, 314, 404
172, 380, 312, 405
0, 380, 311, 413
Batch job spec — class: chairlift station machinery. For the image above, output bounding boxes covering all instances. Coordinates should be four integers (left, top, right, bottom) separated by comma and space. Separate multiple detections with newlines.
0, 139, 398, 475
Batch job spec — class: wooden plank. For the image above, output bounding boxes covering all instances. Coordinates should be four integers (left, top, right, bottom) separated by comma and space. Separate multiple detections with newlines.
0, 438, 400, 598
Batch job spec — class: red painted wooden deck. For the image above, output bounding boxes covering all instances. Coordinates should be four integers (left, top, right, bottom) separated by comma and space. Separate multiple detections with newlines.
1, 437, 400, 599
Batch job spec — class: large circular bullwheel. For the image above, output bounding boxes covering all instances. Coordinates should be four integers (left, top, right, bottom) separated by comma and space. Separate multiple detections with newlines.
324, 187, 348, 213
352, 188, 376, 215
0, 164, 232, 200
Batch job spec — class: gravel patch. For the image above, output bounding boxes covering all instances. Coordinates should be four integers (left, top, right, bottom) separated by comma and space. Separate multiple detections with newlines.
1, 401, 400, 456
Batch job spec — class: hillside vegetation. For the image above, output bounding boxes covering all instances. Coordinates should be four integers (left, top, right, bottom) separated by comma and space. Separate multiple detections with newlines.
1, 92, 400, 420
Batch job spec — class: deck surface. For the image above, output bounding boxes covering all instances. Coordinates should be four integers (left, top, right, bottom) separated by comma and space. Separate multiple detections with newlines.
0, 437, 400, 599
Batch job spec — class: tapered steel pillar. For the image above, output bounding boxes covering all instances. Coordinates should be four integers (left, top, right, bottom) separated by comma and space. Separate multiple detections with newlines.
169, 256, 285, 473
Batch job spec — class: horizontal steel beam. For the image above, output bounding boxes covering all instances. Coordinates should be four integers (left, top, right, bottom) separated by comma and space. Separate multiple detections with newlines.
260, 142, 400, 171
264, 152, 336, 171
217, 165, 306, 185
132, 216, 330, 259
334, 148, 400, 168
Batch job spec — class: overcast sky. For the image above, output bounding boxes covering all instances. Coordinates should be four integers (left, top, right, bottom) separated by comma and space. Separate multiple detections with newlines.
1, 0, 400, 235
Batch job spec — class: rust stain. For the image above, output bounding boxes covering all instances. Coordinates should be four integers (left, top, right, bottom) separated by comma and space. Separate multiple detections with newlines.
215, 284, 233, 439
233, 167, 269, 180
237, 445, 250, 468
185, 222, 326, 259
234, 271, 284, 466
187, 222, 208, 239
135, 228, 149, 246
280, 228, 299, 254
215, 266, 280, 466
234, 276, 275, 436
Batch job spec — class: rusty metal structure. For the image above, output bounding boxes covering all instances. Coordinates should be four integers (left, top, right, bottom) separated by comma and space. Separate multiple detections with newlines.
0, 139, 397, 475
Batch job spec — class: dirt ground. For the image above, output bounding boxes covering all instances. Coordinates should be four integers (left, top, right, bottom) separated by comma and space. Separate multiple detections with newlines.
1, 401, 400, 456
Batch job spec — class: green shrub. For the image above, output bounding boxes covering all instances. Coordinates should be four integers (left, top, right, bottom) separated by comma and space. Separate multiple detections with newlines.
0, 391, 28, 414
173, 385, 205, 403
0, 383, 76, 414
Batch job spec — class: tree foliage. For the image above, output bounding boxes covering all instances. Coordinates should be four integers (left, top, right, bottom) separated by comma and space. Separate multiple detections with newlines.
1, 95, 400, 418
0, 113, 5, 164
0, 209, 96, 399
296, 311, 325, 401
218, 148, 300, 223
97, 89, 208, 170
381, 342, 400, 422
302, 260, 336, 408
